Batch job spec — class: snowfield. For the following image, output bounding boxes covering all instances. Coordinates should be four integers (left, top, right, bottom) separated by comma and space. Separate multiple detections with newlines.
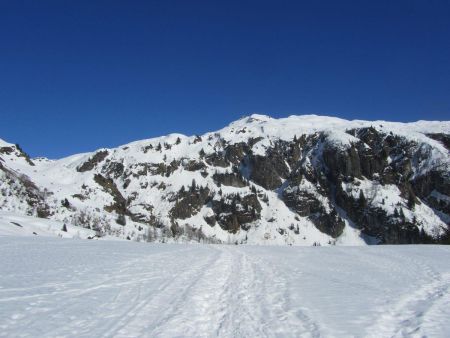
0, 237, 449, 338
0, 212, 97, 239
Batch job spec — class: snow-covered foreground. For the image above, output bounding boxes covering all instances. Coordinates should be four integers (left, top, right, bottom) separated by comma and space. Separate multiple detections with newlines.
0, 238, 449, 338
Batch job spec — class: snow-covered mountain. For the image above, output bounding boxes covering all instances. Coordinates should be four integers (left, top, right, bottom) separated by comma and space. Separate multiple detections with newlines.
1, 114, 449, 245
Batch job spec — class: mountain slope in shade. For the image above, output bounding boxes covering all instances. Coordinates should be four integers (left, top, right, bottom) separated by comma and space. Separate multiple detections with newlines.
1, 114, 449, 245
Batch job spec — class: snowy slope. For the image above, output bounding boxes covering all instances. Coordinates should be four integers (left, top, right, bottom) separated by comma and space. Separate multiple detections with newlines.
0, 212, 97, 239
1, 114, 449, 245
0, 237, 449, 337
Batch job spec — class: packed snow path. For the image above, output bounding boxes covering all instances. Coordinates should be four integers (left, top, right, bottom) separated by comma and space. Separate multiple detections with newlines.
1, 238, 450, 337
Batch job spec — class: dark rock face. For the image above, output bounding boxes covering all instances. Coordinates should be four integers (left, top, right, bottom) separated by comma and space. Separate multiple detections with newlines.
128, 161, 180, 178
334, 184, 421, 244
283, 185, 345, 238
340, 128, 419, 185
426, 133, 450, 150
0, 147, 14, 155
347, 128, 388, 177
93, 174, 127, 215
248, 153, 289, 190
170, 186, 211, 220
102, 161, 125, 179
412, 170, 450, 216
212, 172, 247, 187
225, 142, 250, 164
202, 126, 448, 243
149, 162, 180, 177
323, 144, 362, 181
205, 152, 229, 167
184, 160, 206, 171
275, 128, 449, 243
412, 170, 450, 198
77, 150, 109, 172
309, 209, 345, 239
211, 194, 261, 233
283, 187, 322, 217
204, 215, 216, 226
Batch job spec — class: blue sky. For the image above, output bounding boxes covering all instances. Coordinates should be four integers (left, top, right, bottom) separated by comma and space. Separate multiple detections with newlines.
0, 1, 449, 158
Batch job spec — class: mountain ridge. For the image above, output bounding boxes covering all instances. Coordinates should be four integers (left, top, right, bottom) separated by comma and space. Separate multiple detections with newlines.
1, 114, 449, 245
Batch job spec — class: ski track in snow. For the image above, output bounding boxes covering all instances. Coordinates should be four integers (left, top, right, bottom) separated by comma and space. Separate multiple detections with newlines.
366, 251, 450, 338
1, 238, 450, 337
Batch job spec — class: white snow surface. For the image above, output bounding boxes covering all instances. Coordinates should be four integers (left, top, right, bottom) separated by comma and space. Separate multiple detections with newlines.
0, 236, 449, 338
0, 212, 96, 239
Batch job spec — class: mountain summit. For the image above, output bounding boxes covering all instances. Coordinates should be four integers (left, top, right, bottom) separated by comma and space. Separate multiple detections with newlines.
1, 115, 449, 245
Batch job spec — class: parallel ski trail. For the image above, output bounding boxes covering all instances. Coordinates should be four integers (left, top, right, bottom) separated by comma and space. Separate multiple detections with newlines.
246, 252, 322, 338
2, 238, 450, 338
149, 246, 232, 337
0, 245, 200, 337
99, 246, 222, 338
366, 250, 450, 338
217, 249, 266, 337
367, 274, 450, 337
